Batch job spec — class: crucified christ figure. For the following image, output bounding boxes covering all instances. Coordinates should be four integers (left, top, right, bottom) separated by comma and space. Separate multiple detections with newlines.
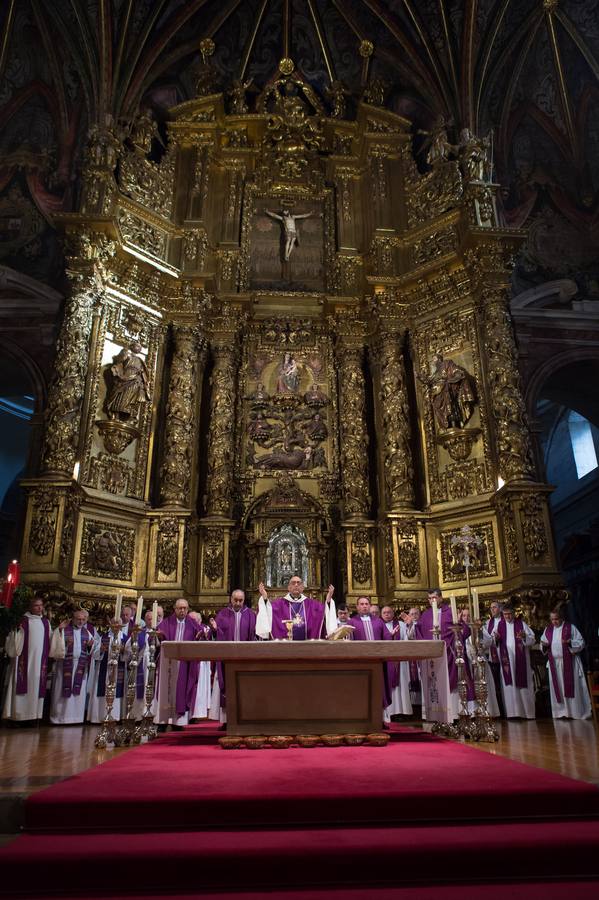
265, 208, 315, 261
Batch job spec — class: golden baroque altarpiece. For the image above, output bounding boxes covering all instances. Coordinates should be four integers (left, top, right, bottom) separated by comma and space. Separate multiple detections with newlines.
20, 61, 564, 624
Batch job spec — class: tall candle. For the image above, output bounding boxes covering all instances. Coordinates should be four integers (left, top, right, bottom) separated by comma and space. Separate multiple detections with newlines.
135, 595, 144, 626
449, 595, 458, 624
472, 589, 480, 622
151, 601, 158, 629
431, 598, 439, 628
115, 592, 122, 624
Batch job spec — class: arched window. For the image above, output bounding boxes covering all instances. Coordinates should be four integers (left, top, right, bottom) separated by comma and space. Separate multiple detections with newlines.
567, 410, 598, 479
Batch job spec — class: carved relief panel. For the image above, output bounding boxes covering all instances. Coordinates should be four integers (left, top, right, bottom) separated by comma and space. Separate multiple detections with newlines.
81, 294, 162, 501
238, 319, 339, 484
414, 310, 494, 504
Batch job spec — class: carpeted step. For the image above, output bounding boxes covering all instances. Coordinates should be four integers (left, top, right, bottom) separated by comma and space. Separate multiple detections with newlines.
3, 821, 599, 895
24, 730, 599, 832
12, 885, 599, 900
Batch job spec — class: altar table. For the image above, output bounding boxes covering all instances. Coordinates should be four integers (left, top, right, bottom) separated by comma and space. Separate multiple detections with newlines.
161, 640, 444, 735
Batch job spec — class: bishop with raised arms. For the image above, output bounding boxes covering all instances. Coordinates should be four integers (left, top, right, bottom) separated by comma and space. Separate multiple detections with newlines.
256, 576, 337, 640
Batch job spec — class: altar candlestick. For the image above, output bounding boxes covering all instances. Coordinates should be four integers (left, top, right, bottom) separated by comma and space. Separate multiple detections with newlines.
431, 599, 439, 628
450, 595, 458, 624
115, 592, 122, 624
151, 601, 158, 629
135, 595, 144, 626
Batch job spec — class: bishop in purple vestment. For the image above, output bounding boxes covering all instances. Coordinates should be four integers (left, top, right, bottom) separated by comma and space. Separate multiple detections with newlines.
256, 576, 336, 640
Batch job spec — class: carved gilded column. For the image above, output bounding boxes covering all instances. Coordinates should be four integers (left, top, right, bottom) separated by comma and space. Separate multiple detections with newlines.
336, 318, 377, 601
197, 317, 240, 603
159, 325, 207, 508
483, 288, 535, 483
336, 343, 370, 519
376, 326, 415, 510
41, 278, 98, 477
205, 341, 237, 516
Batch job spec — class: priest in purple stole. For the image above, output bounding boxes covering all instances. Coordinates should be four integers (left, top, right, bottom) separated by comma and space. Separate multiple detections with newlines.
540, 609, 591, 720
256, 576, 337, 640
482, 600, 504, 717
155, 598, 202, 727
2, 596, 51, 722
350, 596, 392, 709
492, 603, 536, 719
415, 588, 473, 721
49, 609, 96, 724
381, 605, 412, 719
209, 589, 257, 722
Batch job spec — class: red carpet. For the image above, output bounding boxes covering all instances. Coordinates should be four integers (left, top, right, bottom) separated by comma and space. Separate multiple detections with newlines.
24, 723, 599, 831
1, 723, 598, 897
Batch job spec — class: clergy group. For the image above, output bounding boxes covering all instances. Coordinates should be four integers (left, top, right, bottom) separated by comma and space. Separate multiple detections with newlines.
1, 578, 592, 728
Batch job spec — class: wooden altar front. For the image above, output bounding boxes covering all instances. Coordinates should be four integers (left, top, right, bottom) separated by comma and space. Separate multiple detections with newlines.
161, 640, 443, 735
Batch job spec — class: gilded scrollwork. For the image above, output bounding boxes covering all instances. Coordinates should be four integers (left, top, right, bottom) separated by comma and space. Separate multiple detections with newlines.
203, 526, 225, 582
397, 518, 420, 580
377, 329, 415, 509
119, 137, 176, 220
157, 517, 180, 577
483, 291, 535, 481
494, 493, 520, 568
117, 209, 166, 260
183, 228, 209, 269
29, 487, 60, 557
41, 283, 96, 476
160, 326, 205, 508
519, 493, 549, 561
351, 527, 372, 585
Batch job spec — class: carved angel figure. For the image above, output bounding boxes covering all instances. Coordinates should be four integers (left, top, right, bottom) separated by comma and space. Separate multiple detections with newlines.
105, 342, 151, 421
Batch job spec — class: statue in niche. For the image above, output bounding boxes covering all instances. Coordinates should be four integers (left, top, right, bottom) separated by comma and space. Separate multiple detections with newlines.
276, 352, 300, 394
418, 352, 476, 431
279, 542, 292, 569
326, 80, 350, 119
228, 77, 253, 114
458, 128, 493, 182
417, 115, 456, 167
104, 342, 151, 422
265, 208, 316, 261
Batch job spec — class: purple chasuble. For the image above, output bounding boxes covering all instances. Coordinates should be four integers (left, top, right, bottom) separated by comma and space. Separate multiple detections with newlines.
214, 607, 257, 708
497, 618, 528, 688
350, 615, 391, 707
270, 597, 326, 640
546, 622, 574, 702
415, 605, 474, 697
158, 614, 202, 716
16, 615, 50, 698
62, 625, 92, 697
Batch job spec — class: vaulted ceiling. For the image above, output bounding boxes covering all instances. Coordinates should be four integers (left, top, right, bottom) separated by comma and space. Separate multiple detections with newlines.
1, 1, 599, 288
